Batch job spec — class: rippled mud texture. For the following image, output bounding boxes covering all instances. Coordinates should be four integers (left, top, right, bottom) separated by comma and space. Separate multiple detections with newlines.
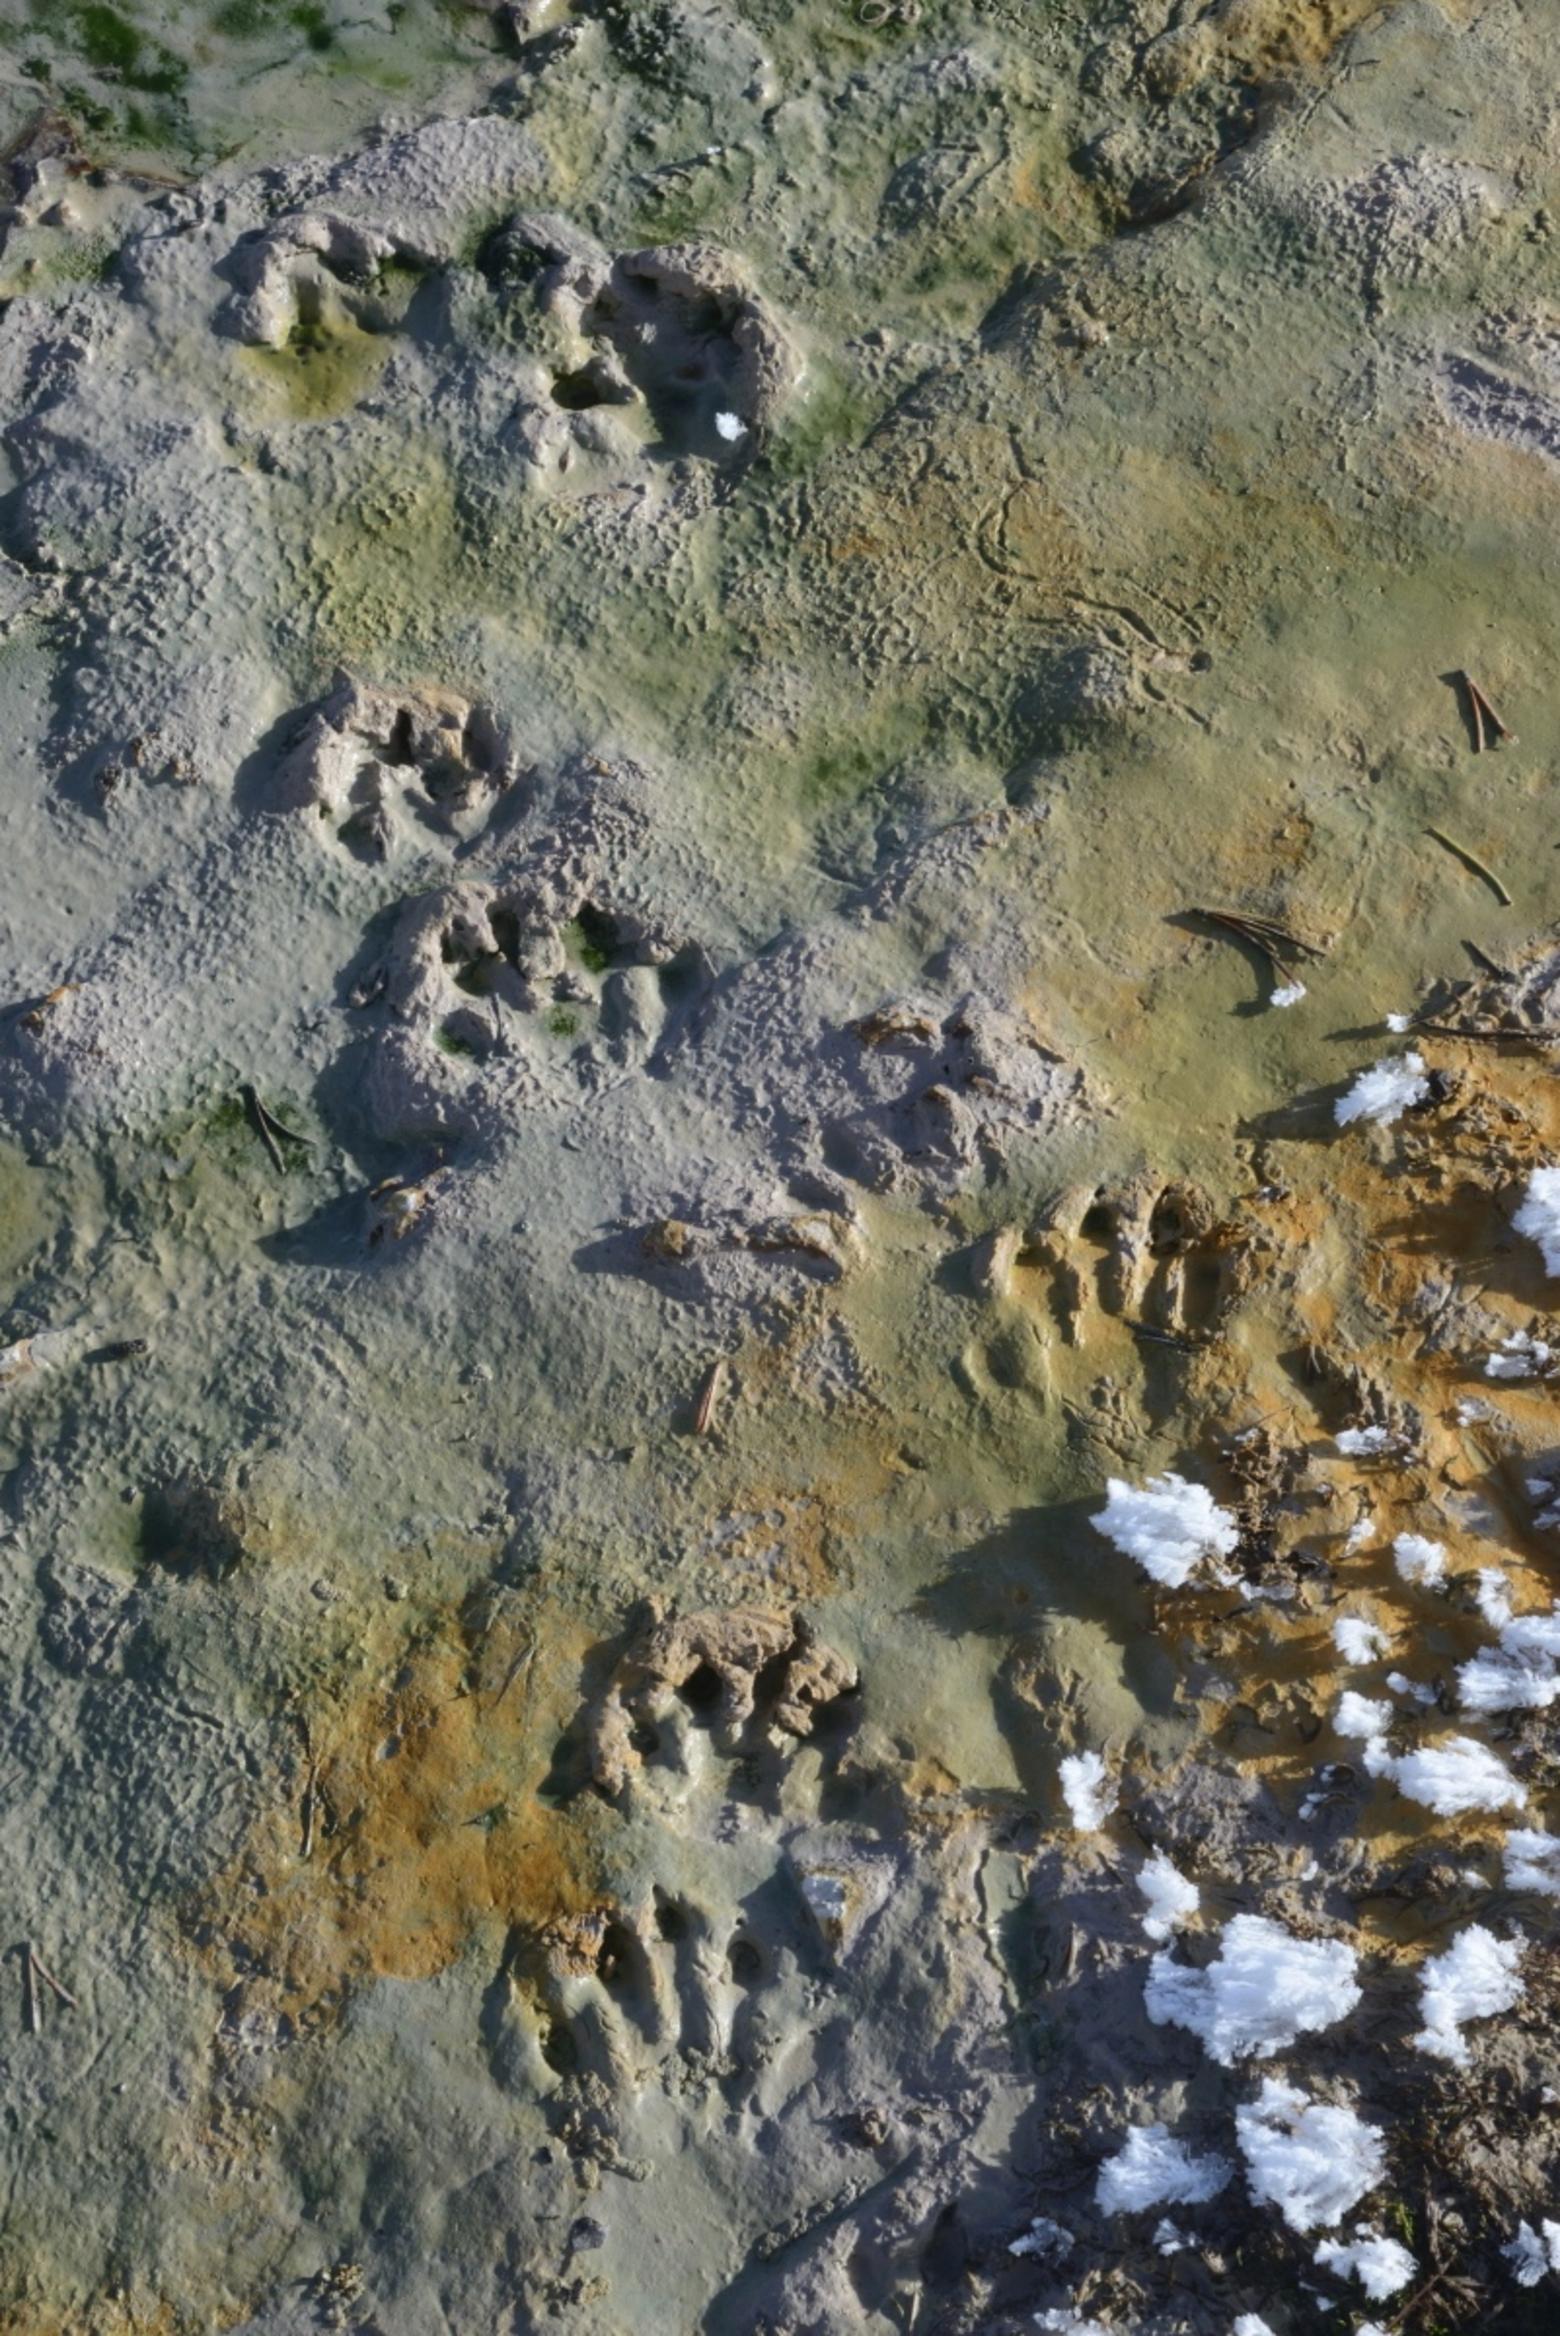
3, 0, 1560, 2331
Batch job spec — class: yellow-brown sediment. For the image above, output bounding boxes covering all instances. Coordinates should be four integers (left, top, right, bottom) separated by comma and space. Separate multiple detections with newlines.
193, 1605, 609, 2019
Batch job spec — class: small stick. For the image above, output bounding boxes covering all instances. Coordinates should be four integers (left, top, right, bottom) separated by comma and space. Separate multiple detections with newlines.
1426, 828, 1513, 907
20, 1942, 38, 2035
1191, 911, 1283, 989
1413, 1020, 1560, 1045
1462, 672, 1514, 750
492, 1634, 536, 1711
1190, 908, 1326, 964
239, 1083, 311, 1172
300, 1761, 318, 1861
29, 1949, 76, 2011
1216, 910, 1327, 959
1127, 1319, 1201, 1352
693, 1358, 726, 1436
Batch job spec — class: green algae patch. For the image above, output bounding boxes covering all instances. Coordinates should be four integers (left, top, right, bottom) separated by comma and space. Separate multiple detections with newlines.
756, 360, 883, 483
243, 313, 393, 421
72, 2, 188, 94
302, 454, 465, 669
791, 691, 937, 812
0, 228, 121, 302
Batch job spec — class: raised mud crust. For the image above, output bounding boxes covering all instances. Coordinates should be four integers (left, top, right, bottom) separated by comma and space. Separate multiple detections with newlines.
272, 668, 523, 854
584, 1601, 859, 1799
491, 212, 801, 456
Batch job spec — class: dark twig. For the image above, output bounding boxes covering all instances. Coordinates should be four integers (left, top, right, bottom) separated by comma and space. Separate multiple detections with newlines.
1461, 671, 1514, 751
493, 1632, 536, 1711
1425, 828, 1513, 907
239, 1083, 311, 1172
1189, 907, 1327, 974
693, 1358, 727, 1435
1412, 1020, 1560, 1045
29, 1948, 76, 2011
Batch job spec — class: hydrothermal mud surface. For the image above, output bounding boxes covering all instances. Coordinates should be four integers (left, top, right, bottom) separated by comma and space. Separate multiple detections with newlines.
1, 2, 1560, 2332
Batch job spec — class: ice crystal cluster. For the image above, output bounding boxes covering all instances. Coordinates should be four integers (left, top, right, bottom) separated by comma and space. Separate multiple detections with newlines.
1515, 1165, 1560, 1274
1092, 1472, 1239, 1588
1144, 1916, 1360, 2065
1411, 1925, 1524, 2065
1094, 2124, 1231, 2215
1136, 1849, 1199, 1942
1334, 1051, 1430, 1127
1236, 2079, 1385, 2233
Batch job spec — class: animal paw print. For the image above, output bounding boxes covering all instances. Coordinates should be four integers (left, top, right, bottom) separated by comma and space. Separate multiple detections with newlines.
326, 754, 691, 1144
580, 1601, 860, 1809
272, 670, 522, 859
483, 1636, 1014, 2334
509, 1877, 804, 2169
220, 211, 423, 352
1032, 1177, 1256, 1347
488, 1606, 861, 2176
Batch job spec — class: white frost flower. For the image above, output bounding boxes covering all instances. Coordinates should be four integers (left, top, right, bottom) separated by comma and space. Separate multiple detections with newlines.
1333, 1613, 1388, 1664
1363, 1731, 1525, 1816
1393, 1531, 1446, 1588
1236, 2077, 1384, 2233
1336, 1690, 1392, 1738
1505, 2219, 1560, 2286
1486, 1329, 1552, 1380
1093, 1471, 1239, 1588
1412, 1924, 1524, 2064
1270, 981, 1306, 1008
1335, 1426, 1400, 1458
1137, 1848, 1199, 1942
1314, 2224, 1417, 2300
1094, 2123, 1231, 2214
1515, 1165, 1560, 1275
1153, 2216, 1185, 2253
1233, 2319, 1276, 2336
1476, 1568, 1514, 1628
1058, 1749, 1117, 1831
1505, 1828, 1560, 1897
713, 409, 747, 442
1459, 1648, 1560, 1713
1145, 1914, 1360, 2065
1008, 2214, 1072, 2261
1459, 1603, 1560, 1714
1385, 1012, 1411, 1033
1334, 1051, 1429, 1128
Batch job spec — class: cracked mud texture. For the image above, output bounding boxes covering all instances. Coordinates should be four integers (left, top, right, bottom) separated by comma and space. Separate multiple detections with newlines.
2, 0, 1560, 2331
